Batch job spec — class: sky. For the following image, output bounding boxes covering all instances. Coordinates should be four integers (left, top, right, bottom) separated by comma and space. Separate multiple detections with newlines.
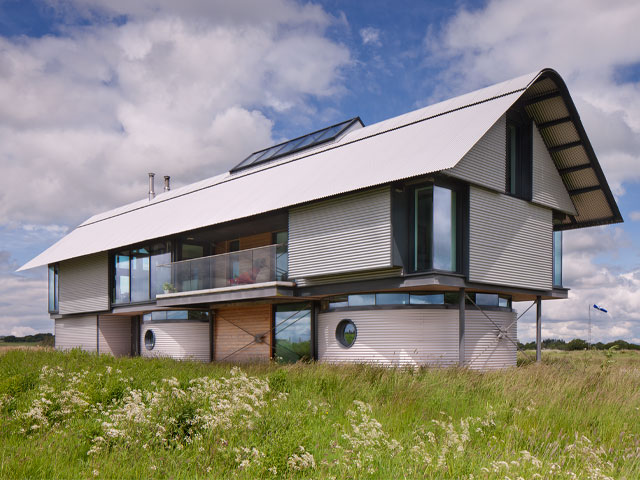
1, 0, 639, 342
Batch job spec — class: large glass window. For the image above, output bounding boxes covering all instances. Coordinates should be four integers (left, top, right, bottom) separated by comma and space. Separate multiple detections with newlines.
412, 184, 458, 272
113, 241, 172, 304
48, 264, 59, 313
553, 230, 562, 287
274, 304, 311, 363
322, 292, 461, 310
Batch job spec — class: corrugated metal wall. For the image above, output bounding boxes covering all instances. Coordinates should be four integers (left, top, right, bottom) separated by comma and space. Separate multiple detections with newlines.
469, 186, 553, 290
214, 305, 271, 362
464, 310, 517, 370
532, 124, 576, 214
289, 187, 392, 279
317, 309, 459, 367
295, 267, 403, 287
54, 315, 97, 352
59, 252, 109, 315
98, 315, 132, 357
446, 115, 506, 192
140, 321, 210, 362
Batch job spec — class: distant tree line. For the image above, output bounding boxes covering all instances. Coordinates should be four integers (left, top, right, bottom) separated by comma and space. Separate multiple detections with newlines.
518, 338, 640, 351
0, 333, 54, 346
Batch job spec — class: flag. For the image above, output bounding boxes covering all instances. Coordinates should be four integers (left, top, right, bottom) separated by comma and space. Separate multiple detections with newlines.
593, 304, 608, 313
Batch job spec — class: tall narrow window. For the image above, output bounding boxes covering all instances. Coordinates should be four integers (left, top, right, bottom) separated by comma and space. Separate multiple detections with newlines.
131, 248, 150, 302
412, 184, 458, 272
553, 230, 562, 287
114, 251, 130, 304
150, 242, 171, 298
506, 112, 533, 200
273, 231, 288, 281
48, 264, 59, 313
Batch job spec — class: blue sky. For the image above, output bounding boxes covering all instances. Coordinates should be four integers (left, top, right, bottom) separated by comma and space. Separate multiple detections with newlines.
1, 0, 639, 341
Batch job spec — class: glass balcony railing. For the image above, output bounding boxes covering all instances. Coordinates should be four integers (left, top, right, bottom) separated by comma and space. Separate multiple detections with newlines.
157, 244, 288, 294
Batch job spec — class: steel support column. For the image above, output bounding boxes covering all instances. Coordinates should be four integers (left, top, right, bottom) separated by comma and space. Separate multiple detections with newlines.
459, 288, 465, 367
536, 295, 542, 362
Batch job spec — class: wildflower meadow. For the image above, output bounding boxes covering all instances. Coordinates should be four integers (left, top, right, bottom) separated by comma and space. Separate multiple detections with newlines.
1, 348, 639, 478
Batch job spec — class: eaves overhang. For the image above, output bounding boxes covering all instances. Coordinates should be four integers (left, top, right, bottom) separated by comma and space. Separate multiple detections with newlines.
521, 68, 623, 230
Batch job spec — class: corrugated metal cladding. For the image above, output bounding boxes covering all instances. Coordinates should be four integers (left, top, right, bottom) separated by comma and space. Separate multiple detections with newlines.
289, 188, 392, 279
59, 252, 109, 315
98, 316, 132, 357
295, 267, 403, 287
464, 310, 517, 370
214, 305, 271, 362
55, 316, 97, 352
469, 186, 552, 290
531, 124, 576, 215
140, 322, 210, 362
317, 309, 459, 367
446, 115, 506, 192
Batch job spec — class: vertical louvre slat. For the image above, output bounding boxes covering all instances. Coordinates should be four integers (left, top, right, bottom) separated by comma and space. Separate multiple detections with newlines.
289, 187, 392, 278
317, 309, 459, 367
59, 252, 109, 314
469, 186, 552, 290
55, 316, 98, 352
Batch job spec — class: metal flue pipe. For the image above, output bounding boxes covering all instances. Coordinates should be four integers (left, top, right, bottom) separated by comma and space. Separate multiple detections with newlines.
164, 175, 170, 192
148, 173, 155, 201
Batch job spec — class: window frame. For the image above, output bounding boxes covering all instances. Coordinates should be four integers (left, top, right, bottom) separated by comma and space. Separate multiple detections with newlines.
48, 263, 59, 313
408, 179, 463, 274
505, 110, 533, 201
553, 230, 563, 287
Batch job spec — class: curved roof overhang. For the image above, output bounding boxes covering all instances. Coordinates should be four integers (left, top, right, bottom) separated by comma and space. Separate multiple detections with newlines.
520, 69, 623, 230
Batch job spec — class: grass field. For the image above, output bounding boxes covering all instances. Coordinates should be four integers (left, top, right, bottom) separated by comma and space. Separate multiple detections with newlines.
1, 349, 639, 479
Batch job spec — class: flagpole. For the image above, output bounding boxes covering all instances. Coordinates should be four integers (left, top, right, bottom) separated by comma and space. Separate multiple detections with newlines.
588, 303, 591, 348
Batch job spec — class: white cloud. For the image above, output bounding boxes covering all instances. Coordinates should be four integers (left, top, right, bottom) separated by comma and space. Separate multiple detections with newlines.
10, 326, 38, 337
424, 0, 640, 196
428, 0, 640, 344
359, 27, 381, 46
0, 0, 351, 228
630, 211, 640, 221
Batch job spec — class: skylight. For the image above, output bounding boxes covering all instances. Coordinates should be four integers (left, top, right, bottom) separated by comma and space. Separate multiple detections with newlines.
231, 117, 362, 173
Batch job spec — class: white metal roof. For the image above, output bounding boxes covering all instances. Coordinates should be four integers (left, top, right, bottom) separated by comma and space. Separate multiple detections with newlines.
19, 68, 620, 271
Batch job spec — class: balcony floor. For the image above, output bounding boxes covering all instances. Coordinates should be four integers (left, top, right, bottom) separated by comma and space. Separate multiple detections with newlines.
155, 281, 297, 307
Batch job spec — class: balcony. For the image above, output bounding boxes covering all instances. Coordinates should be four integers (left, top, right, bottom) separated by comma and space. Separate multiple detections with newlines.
155, 244, 294, 305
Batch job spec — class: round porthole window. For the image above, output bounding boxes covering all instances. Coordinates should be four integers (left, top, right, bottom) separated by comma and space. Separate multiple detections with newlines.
144, 329, 156, 350
336, 319, 357, 348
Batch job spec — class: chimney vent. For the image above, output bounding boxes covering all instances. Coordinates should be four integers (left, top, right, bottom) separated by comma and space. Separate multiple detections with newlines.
164, 175, 170, 192
148, 173, 155, 201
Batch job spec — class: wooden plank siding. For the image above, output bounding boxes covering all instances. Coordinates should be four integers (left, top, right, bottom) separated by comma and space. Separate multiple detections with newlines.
214, 232, 274, 254
214, 304, 272, 362
98, 315, 132, 357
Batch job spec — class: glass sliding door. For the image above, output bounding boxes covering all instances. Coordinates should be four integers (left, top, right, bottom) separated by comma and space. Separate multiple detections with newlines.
150, 242, 171, 297
274, 304, 311, 363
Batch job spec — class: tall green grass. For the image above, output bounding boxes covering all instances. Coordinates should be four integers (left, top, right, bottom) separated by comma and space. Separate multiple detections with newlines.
1, 348, 639, 479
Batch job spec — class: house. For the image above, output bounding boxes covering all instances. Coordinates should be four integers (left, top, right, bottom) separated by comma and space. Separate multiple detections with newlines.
19, 68, 622, 369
